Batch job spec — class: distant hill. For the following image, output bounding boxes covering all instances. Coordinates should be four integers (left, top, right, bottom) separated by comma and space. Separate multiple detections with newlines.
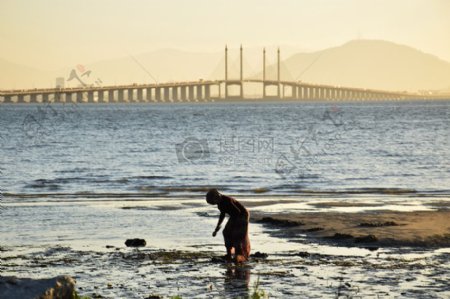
0, 59, 52, 89
260, 39, 450, 92
1, 40, 449, 92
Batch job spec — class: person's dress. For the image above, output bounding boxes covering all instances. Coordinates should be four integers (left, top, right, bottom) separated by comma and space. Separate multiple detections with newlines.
218, 195, 251, 260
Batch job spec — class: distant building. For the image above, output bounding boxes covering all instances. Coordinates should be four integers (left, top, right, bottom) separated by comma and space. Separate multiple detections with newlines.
55, 77, 65, 89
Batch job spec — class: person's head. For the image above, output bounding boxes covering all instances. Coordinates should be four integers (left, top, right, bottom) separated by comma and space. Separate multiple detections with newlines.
206, 188, 222, 205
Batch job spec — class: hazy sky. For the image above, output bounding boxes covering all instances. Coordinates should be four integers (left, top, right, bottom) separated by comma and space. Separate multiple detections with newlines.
1, 0, 449, 70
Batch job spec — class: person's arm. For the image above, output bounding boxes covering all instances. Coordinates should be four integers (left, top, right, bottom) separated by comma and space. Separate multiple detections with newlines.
213, 212, 225, 237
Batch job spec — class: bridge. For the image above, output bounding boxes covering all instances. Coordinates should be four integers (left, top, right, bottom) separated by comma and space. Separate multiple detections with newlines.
0, 46, 443, 104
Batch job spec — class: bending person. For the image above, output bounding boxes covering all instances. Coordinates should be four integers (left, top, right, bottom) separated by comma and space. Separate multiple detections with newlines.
206, 189, 251, 263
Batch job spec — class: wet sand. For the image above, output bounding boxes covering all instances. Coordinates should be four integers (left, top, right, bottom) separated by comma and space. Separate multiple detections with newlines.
1, 196, 450, 298
251, 203, 450, 248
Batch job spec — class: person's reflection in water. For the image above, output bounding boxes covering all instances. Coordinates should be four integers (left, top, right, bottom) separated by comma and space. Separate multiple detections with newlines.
223, 263, 251, 298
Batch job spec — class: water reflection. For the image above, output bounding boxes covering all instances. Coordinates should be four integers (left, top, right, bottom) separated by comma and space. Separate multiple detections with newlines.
223, 263, 251, 298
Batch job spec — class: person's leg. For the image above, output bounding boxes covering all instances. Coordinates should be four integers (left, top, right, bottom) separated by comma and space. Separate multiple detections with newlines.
223, 218, 234, 261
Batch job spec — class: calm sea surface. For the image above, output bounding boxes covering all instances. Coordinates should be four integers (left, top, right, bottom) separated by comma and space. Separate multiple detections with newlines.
0, 101, 449, 198
1, 101, 449, 298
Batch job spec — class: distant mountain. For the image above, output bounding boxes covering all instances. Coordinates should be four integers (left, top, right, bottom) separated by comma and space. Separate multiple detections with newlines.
260, 39, 450, 92
0, 59, 52, 89
1, 40, 449, 92
87, 49, 221, 85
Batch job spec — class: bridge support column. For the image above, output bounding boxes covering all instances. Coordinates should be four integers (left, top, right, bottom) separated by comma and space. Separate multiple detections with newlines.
205, 85, 211, 100
163, 87, 170, 102
66, 93, 74, 103
348, 90, 354, 100
54, 92, 63, 103
319, 88, 324, 100
346, 90, 351, 100
180, 86, 187, 102
108, 90, 115, 102
137, 89, 144, 102
302, 87, 307, 100
189, 86, 195, 101
75, 91, 83, 103
30, 94, 38, 103
87, 91, 94, 103
225, 82, 228, 99
18, 95, 25, 103
309, 87, 314, 100
98, 91, 104, 103
155, 88, 161, 102
197, 85, 203, 101
291, 85, 297, 99
3, 95, 12, 103
43, 93, 50, 103
146, 88, 152, 102
310, 88, 316, 100
118, 89, 125, 102
128, 89, 134, 102
172, 87, 178, 102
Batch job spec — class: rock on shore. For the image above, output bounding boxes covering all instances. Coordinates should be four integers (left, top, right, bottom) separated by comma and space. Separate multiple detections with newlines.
0, 275, 76, 299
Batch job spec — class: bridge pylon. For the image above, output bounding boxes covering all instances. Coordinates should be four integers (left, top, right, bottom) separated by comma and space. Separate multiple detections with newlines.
262, 47, 281, 99
224, 45, 244, 100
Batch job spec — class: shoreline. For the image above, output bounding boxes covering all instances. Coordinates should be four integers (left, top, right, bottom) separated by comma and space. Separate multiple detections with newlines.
251, 208, 450, 248
2, 196, 450, 298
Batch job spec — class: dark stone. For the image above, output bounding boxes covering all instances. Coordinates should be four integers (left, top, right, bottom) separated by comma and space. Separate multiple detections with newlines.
359, 221, 399, 227
250, 251, 268, 259
329, 233, 354, 240
125, 238, 146, 247
304, 227, 324, 232
258, 217, 304, 227
363, 246, 379, 251
211, 256, 227, 263
354, 234, 378, 243
0, 275, 76, 299
295, 251, 310, 258
105, 245, 114, 249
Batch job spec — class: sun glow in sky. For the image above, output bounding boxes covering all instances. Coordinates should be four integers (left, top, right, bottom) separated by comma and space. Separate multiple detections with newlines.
1, 0, 449, 70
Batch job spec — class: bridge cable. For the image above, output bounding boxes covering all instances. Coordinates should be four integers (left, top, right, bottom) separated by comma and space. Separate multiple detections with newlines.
295, 51, 324, 81
127, 54, 159, 84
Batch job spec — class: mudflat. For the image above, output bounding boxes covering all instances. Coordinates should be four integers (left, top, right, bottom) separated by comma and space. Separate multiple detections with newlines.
253, 209, 450, 247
